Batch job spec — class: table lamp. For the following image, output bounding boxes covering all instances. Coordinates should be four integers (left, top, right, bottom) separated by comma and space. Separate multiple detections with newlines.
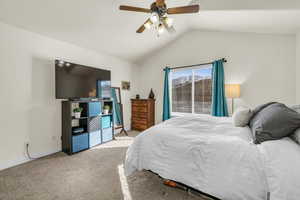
225, 84, 241, 114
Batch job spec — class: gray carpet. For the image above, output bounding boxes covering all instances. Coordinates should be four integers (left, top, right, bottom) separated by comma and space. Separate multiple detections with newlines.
0, 131, 212, 200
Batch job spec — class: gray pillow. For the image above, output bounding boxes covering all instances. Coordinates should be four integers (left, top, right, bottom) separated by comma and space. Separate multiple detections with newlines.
251, 102, 277, 117
249, 103, 300, 144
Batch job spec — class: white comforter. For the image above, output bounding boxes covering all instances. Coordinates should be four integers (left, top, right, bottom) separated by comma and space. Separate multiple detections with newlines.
125, 115, 300, 200
259, 138, 300, 200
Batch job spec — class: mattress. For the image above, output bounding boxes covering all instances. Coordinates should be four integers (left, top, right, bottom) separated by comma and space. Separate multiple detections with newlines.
125, 115, 267, 200
125, 114, 300, 200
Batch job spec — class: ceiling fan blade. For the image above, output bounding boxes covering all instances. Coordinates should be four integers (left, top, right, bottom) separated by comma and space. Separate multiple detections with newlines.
119, 5, 151, 13
136, 19, 151, 33
136, 24, 146, 33
156, 0, 165, 7
167, 5, 200, 14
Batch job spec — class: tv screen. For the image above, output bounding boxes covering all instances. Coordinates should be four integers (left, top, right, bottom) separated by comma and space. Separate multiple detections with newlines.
55, 60, 111, 99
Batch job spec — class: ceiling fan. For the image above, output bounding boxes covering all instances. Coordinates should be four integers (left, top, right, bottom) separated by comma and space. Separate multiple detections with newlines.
119, 0, 200, 36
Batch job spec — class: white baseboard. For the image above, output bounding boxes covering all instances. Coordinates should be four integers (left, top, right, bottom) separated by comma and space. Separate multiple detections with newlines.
1, 127, 132, 171
28, 148, 61, 160
0, 149, 61, 171
0, 158, 29, 171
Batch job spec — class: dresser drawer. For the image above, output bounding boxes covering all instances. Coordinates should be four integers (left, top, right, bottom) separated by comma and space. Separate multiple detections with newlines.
132, 106, 148, 113
132, 112, 148, 119
132, 123, 148, 131
132, 118, 148, 125
132, 101, 148, 107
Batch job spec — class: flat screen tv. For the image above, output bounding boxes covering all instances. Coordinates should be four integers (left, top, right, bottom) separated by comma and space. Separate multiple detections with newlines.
55, 60, 111, 99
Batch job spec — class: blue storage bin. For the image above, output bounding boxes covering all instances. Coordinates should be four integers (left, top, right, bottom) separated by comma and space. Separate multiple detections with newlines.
101, 116, 111, 129
88, 102, 101, 117
102, 128, 113, 143
89, 131, 101, 148
72, 133, 89, 153
88, 116, 101, 132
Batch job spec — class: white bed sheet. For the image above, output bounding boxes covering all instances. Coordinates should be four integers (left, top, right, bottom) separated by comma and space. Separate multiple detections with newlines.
125, 115, 269, 200
259, 137, 300, 200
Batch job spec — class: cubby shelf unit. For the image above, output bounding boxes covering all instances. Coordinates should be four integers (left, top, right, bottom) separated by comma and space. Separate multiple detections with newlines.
62, 99, 114, 155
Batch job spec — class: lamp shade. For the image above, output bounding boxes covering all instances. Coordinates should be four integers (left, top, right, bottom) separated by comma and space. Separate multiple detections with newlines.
225, 84, 241, 98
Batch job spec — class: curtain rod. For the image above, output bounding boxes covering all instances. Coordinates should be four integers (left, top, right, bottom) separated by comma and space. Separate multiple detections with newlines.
168, 58, 227, 70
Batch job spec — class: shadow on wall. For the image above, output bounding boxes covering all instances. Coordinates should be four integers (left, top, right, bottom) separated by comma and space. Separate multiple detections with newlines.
29, 57, 61, 157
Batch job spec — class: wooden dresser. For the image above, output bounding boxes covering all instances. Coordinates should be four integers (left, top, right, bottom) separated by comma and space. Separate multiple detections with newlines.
131, 99, 155, 131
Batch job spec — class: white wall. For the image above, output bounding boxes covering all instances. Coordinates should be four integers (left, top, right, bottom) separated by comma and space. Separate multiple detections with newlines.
136, 31, 296, 123
296, 33, 300, 102
0, 22, 137, 170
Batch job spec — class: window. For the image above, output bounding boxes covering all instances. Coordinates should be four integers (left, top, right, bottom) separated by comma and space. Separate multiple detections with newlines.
170, 65, 212, 115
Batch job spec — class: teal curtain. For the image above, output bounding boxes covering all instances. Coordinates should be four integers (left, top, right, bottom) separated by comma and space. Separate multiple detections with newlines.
211, 60, 229, 117
163, 67, 171, 121
111, 88, 122, 125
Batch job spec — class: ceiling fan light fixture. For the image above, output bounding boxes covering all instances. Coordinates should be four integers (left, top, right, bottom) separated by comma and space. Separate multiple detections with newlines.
119, 0, 200, 35
144, 20, 153, 29
164, 17, 174, 28
150, 12, 159, 23
158, 23, 165, 35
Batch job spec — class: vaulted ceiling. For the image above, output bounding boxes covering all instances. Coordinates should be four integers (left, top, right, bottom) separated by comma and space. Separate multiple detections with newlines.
0, 0, 300, 63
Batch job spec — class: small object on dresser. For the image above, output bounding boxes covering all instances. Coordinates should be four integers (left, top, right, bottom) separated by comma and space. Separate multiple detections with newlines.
73, 107, 83, 119
136, 94, 140, 99
148, 88, 155, 99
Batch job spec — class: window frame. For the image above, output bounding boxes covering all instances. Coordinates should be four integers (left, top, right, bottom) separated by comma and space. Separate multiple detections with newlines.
169, 64, 213, 116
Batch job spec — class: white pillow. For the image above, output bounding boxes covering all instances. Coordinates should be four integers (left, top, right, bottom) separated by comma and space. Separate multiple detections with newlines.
232, 107, 253, 127
290, 105, 300, 113
291, 128, 300, 144
289, 106, 300, 144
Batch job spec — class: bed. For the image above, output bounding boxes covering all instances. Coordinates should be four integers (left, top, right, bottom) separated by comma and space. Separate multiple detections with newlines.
125, 114, 300, 200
